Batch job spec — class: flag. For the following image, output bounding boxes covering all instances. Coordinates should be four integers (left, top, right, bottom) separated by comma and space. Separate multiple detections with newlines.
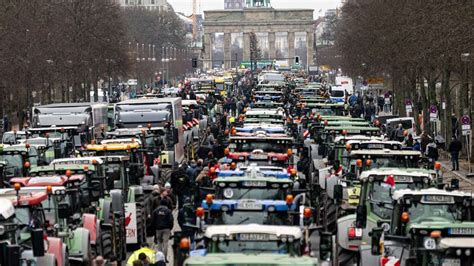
383, 175, 395, 188
303, 129, 310, 138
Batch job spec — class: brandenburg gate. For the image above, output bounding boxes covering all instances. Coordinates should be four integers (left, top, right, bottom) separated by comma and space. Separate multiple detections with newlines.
202, 2, 314, 70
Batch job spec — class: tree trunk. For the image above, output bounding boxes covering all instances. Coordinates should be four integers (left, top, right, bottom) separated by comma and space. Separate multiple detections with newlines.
419, 75, 429, 133
441, 67, 452, 144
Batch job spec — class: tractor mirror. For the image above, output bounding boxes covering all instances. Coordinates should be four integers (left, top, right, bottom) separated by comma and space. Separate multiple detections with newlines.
31, 229, 45, 257
319, 231, 332, 261
58, 202, 71, 219
172, 127, 179, 144
355, 205, 367, 228
370, 227, 383, 255
3, 244, 21, 266
333, 184, 343, 202
450, 178, 459, 190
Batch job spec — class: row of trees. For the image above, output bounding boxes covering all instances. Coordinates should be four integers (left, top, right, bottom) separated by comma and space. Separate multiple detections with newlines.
0, 0, 188, 124
336, 0, 474, 159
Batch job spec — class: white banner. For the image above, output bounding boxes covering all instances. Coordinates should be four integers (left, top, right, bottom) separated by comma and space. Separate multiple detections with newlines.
125, 202, 138, 244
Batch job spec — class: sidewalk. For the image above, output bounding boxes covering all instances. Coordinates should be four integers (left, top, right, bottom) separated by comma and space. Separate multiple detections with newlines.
438, 150, 473, 192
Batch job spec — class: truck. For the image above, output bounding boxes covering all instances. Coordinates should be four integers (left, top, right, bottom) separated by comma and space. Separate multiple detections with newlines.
114, 98, 184, 170
32, 103, 108, 147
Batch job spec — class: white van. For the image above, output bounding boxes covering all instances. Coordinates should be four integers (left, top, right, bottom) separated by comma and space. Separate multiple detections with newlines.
330, 85, 346, 103
385, 117, 416, 136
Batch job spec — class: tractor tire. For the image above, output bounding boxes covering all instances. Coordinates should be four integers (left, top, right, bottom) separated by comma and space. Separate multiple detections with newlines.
136, 207, 146, 245
100, 230, 113, 260
113, 212, 126, 261
161, 168, 173, 184
324, 198, 338, 234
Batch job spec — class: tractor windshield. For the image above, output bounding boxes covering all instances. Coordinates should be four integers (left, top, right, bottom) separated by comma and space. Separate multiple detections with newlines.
233, 141, 289, 153
215, 186, 287, 200
209, 211, 291, 226
406, 202, 466, 224
369, 182, 425, 219
0, 154, 23, 177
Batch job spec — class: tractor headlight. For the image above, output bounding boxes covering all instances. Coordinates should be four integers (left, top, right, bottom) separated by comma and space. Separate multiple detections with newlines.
423, 237, 436, 250
0, 225, 5, 235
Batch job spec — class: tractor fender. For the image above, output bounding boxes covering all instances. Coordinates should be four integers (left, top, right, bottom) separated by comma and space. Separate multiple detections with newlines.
128, 186, 144, 202
359, 244, 379, 266
70, 227, 91, 262
110, 189, 124, 213
22, 251, 56, 265
101, 200, 112, 224
337, 214, 359, 251
82, 213, 97, 244
47, 236, 65, 266
337, 214, 378, 251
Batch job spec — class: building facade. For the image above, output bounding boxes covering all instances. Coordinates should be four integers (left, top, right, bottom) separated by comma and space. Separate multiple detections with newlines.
224, 0, 245, 9
116, 0, 170, 11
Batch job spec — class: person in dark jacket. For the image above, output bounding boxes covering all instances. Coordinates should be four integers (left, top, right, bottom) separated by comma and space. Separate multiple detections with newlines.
448, 136, 462, 171
152, 200, 174, 261
178, 198, 197, 247
170, 164, 191, 208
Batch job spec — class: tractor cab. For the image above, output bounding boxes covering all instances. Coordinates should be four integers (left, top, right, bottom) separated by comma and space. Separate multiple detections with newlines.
3, 185, 93, 264
225, 132, 294, 167
372, 188, 474, 266
0, 144, 39, 178
1, 130, 27, 144
27, 127, 76, 157
336, 168, 437, 258
84, 142, 145, 184
0, 188, 66, 266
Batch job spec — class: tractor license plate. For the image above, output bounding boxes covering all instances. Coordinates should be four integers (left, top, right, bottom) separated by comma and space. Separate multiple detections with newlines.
442, 259, 460, 266
238, 233, 270, 241
237, 201, 262, 210
243, 181, 266, 187
250, 154, 267, 160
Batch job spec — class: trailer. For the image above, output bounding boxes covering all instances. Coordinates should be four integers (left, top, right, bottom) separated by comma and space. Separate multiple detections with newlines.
32, 103, 108, 147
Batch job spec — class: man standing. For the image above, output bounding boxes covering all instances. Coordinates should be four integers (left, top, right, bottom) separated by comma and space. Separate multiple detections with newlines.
448, 136, 462, 171
152, 200, 174, 262
170, 164, 191, 208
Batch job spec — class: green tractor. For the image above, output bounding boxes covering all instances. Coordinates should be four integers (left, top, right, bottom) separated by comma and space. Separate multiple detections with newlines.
30, 160, 128, 262
336, 168, 438, 265
50, 156, 149, 252
369, 187, 474, 266
0, 144, 40, 180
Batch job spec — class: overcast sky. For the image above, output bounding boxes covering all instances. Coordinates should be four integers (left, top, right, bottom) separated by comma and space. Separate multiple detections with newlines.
167, 0, 341, 17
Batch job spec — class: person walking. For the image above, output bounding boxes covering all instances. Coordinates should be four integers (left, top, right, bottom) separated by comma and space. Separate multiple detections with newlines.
448, 136, 462, 171
152, 200, 174, 262
170, 164, 191, 208
425, 140, 439, 168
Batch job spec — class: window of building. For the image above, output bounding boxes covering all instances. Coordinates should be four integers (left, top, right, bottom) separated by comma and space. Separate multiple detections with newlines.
151, 0, 155, 4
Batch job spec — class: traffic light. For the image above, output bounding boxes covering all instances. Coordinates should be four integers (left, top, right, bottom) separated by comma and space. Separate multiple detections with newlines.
192, 58, 197, 68
295, 56, 300, 65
